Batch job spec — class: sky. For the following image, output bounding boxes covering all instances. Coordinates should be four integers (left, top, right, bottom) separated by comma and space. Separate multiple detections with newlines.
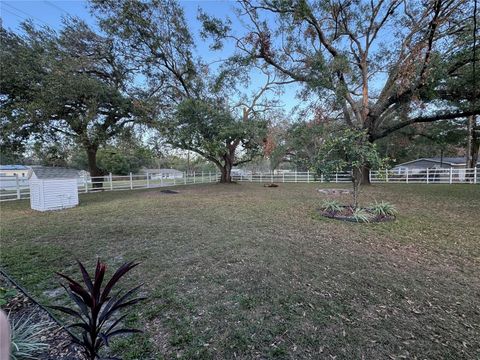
1, 0, 300, 112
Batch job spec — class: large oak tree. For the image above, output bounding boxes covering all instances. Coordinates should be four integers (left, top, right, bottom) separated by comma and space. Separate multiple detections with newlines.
92, 0, 277, 182
202, 0, 480, 182
0, 20, 148, 182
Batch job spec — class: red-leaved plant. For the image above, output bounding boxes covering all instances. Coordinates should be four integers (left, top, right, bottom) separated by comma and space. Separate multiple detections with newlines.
51, 260, 144, 360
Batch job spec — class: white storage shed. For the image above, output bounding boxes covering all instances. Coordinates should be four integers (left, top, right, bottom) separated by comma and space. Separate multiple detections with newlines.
28, 167, 80, 211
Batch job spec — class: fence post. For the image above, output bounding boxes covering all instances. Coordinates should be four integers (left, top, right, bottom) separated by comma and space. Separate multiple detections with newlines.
260, 172, 262, 183
474, 167, 477, 184
271, 171, 273, 183
201, 171, 204, 183
449, 168, 453, 184
369, 169, 372, 183
161, 174, 163, 187
283, 172, 285, 183
307, 170, 310, 183
385, 169, 388, 183
110, 173, 113, 190
194, 171, 196, 184
15, 174, 20, 199
335, 173, 338, 183
129, 172, 133, 190
146, 172, 149, 188
85, 175, 88, 193
426, 168, 429, 184
209, 171, 211, 183
295, 171, 297, 183
321, 174, 324, 183
406, 170, 409, 184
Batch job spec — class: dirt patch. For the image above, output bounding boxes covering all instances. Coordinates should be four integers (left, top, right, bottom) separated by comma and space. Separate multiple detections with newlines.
318, 188, 352, 195
263, 183, 279, 188
160, 189, 179, 194
138, 189, 181, 197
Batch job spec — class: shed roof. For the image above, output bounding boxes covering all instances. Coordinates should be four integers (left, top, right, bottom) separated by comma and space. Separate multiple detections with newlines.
29, 167, 81, 179
143, 168, 183, 174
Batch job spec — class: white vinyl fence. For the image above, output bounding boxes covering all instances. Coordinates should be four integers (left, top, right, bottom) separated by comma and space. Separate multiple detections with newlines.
233, 168, 478, 185
0, 171, 220, 202
0, 167, 477, 202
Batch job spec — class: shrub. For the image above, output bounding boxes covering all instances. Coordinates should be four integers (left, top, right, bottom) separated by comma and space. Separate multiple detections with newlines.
10, 314, 50, 360
321, 200, 342, 213
371, 201, 397, 217
52, 260, 145, 360
352, 208, 371, 223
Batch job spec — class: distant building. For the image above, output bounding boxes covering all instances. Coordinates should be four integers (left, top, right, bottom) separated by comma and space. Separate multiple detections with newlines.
393, 157, 479, 173
0, 165, 30, 178
142, 168, 184, 179
231, 168, 252, 177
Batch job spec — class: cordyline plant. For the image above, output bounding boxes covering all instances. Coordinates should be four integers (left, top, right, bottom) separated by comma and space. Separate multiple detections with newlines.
51, 260, 144, 360
315, 129, 388, 209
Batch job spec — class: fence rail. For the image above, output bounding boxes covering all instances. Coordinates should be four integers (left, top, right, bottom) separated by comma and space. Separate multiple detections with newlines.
0, 167, 477, 202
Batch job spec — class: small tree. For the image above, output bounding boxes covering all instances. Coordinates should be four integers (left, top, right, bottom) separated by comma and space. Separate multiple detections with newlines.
315, 129, 387, 209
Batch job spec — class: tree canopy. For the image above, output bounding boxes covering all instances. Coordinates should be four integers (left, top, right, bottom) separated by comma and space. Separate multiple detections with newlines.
0, 19, 149, 179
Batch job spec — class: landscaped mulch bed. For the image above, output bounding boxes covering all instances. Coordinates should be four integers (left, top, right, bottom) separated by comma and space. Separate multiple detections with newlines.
319, 205, 396, 222
0, 273, 83, 360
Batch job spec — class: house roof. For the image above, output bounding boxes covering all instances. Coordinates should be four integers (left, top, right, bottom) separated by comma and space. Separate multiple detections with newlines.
143, 168, 183, 174
29, 167, 81, 179
0, 165, 29, 170
395, 157, 475, 167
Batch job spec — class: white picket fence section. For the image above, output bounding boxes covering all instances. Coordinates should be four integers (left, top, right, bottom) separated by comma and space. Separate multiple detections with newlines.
0, 167, 477, 202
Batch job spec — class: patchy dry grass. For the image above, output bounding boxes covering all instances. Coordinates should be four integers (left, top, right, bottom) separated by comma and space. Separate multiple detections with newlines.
1, 183, 479, 359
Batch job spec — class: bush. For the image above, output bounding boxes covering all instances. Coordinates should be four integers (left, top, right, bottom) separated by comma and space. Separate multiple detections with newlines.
352, 208, 371, 223
321, 200, 342, 213
10, 314, 50, 360
371, 201, 397, 217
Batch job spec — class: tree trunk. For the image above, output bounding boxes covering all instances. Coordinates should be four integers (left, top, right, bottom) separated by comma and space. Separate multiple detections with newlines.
467, 115, 479, 169
219, 163, 233, 183
467, 115, 473, 168
359, 164, 371, 185
219, 156, 232, 184
85, 145, 104, 188
354, 164, 371, 185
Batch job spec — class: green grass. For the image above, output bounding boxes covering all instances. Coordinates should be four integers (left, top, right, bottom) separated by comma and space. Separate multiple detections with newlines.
1, 183, 479, 359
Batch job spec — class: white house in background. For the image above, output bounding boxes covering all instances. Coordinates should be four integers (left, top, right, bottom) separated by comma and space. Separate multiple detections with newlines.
143, 168, 184, 179
0, 165, 30, 178
392, 157, 479, 181
28, 167, 80, 211
231, 168, 252, 177
393, 157, 479, 174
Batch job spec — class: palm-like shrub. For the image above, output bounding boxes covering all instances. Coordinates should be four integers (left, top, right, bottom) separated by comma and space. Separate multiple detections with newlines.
10, 314, 50, 360
371, 201, 397, 217
52, 260, 144, 360
321, 200, 342, 213
352, 208, 371, 223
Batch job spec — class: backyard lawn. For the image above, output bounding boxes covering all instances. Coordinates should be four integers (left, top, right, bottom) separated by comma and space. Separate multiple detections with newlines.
1, 183, 479, 359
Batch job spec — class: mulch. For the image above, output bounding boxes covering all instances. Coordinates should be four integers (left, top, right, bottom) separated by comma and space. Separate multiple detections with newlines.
0, 273, 84, 359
